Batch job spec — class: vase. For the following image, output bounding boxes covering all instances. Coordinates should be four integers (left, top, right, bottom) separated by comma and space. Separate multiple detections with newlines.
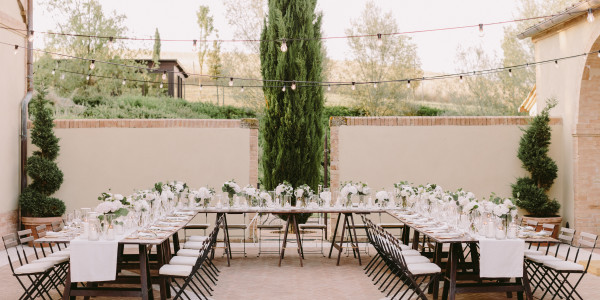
495, 217, 507, 240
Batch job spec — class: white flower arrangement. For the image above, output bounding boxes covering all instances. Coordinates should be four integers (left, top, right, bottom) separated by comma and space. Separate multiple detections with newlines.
242, 185, 257, 198
319, 191, 331, 202
197, 187, 215, 200
132, 199, 150, 212
340, 183, 358, 200
259, 191, 272, 203
294, 184, 314, 198
355, 182, 370, 196
222, 180, 241, 198
463, 201, 479, 213
275, 181, 293, 196
167, 181, 188, 195
375, 190, 390, 203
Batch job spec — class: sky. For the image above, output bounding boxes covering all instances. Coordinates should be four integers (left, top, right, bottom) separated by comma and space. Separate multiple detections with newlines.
34, 0, 526, 73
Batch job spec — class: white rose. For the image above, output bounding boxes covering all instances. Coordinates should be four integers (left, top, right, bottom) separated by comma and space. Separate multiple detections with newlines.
114, 194, 124, 201
376, 191, 389, 202
295, 189, 304, 198
320, 191, 331, 202
363, 187, 371, 195
348, 186, 358, 195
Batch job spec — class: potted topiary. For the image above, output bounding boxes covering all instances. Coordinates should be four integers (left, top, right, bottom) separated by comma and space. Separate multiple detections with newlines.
512, 99, 561, 234
19, 88, 66, 236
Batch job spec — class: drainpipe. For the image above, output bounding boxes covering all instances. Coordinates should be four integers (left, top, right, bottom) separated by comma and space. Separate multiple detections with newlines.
19, 0, 34, 229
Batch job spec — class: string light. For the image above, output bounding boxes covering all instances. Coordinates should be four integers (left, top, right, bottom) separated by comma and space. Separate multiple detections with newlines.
122, 78, 126, 85
459, 75, 463, 83
508, 69, 513, 77
280, 39, 288, 52
13, 45, 18, 55
373, 82, 378, 88
351, 82, 356, 90
478, 24, 484, 37
51, 69, 55, 75
588, 9, 595, 23
192, 39, 198, 52
160, 82, 163, 88
376, 34, 383, 47
407, 80, 411, 88
282, 85, 286, 92
597, 50, 600, 58
86, 74, 90, 81
90, 60, 95, 70
162, 71, 167, 81
291, 80, 297, 90
60, 73, 65, 80
327, 85, 331, 91
241, 86, 245, 93
199, 84, 203, 90
229, 77, 234, 86
28, 31, 34, 42
555, 60, 559, 68
108, 37, 114, 49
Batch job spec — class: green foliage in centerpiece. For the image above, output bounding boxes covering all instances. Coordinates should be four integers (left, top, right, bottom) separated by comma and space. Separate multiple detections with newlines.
511, 99, 560, 217
260, 0, 324, 224
19, 88, 66, 217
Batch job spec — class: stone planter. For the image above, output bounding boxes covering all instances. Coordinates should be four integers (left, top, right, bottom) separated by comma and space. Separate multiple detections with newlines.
522, 215, 562, 245
21, 216, 63, 246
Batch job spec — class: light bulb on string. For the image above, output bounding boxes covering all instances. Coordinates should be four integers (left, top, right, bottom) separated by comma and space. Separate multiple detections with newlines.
508, 69, 513, 77
555, 60, 559, 68
108, 37, 114, 49
162, 71, 167, 81
122, 78, 126, 85
459, 75, 463, 83
86, 74, 90, 81
28, 31, 34, 42
51, 69, 56, 75
160, 83, 163, 88
376, 34, 383, 47
199, 84, 203, 91
351, 82, 356, 90
229, 78, 234, 86
14, 45, 18, 55
588, 9, 595, 23
374, 82, 378, 88
291, 80, 297, 90
282, 85, 286, 92
241, 86, 245, 93
192, 40, 198, 52
280, 39, 288, 52
90, 60, 95, 70
478, 24, 484, 37
597, 50, 600, 58
407, 80, 411, 88
327, 85, 331, 91
60, 73, 65, 80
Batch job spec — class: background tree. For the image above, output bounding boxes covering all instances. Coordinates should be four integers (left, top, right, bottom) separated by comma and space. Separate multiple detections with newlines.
260, 0, 324, 222
152, 28, 161, 68
35, 0, 147, 97
208, 38, 223, 105
19, 88, 66, 217
512, 99, 560, 217
344, 1, 423, 116
196, 5, 215, 74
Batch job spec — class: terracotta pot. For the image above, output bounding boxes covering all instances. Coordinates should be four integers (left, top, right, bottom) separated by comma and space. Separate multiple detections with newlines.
522, 215, 562, 246
21, 216, 63, 246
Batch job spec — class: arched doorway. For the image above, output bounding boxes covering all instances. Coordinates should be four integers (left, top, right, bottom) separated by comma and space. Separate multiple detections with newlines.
574, 36, 600, 235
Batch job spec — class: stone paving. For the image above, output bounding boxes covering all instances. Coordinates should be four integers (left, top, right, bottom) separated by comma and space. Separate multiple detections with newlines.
1, 243, 600, 299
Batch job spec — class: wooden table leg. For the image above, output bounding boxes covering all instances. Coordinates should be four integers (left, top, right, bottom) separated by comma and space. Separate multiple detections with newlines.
522, 262, 533, 300
402, 223, 411, 245
279, 215, 291, 267
172, 231, 180, 254
292, 215, 304, 267
443, 243, 459, 300
412, 230, 420, 250
328, 213, 341, 258
157, 241, 171, 300
62, 265, 76, 300
348, 213, 362, 265
139, 244, 154, 300
336, 214, 348, 266
431, 242, 443, 299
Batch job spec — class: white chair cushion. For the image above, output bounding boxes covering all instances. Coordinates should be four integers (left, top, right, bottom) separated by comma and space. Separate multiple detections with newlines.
183, 242, 206, 250
543, 261, 585, 271
408, 263, 442, 275
48, 251, 70, 257
526, 255, 561, 264
188, 236, 209, 242
14, 262, 55, 275
159, 264, 193, 277
400, 249, 421, 256
399, 244, 412, 250
169, 256, 198, 266
524, 249, 544, 256
403, 256, 431, 264
177, 249, 200, 257
32, 256, 69, 265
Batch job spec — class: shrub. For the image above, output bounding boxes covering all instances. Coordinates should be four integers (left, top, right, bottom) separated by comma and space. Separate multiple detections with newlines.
416, 106, 444, 116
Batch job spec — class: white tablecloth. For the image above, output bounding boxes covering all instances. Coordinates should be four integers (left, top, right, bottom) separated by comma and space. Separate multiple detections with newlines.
69, 230, 133, 282
479, 238, 525, 278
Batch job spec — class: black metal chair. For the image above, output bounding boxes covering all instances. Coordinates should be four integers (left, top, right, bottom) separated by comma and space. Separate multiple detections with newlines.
527, 227, 576, 294
257, 213, 284, 256
299, 212, 326, 256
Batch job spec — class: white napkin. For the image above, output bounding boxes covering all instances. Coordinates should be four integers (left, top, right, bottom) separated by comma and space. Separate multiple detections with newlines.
69, 230, 132, 282
479, 238, 525, 278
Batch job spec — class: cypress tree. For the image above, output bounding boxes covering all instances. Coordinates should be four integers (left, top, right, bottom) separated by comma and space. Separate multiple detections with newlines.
260, 0, 324, 222
511, 99, 560, 217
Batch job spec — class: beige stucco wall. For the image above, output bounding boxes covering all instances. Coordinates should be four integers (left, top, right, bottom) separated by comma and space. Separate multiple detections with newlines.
331, 117, 566, 223
0, 2, 27, 226
28, 120, 258, 214
529, 11, 600, 229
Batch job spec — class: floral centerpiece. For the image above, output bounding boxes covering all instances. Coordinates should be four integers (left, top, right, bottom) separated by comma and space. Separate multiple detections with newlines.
222, 180, 241, 206
340, 182, 358, 206
167, 180, 189, 201
242, 185, 258, 206
319, 191, 332, 207
275, 181, 294, 206
192, 187, 215, 208
294, 184, 314, 207
154, 182, 175, 205
394, 181, 414, 208
375, 190, 390, 207
259, 191, 272, 207
96, 192, 130, 232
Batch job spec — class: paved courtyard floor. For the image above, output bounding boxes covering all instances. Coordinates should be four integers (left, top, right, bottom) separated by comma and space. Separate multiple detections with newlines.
1, 242, 600, 299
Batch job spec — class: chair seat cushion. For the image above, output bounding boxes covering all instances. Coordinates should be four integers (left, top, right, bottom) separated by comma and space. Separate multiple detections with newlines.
400, 249, 421, 256
526, 255, 561, 264
169, 256, 198, 266
299, 224, 326, 229
14, 262, 55, 275
188, 235, 209, 242
32, 256, 69, 265
408, 263, 442, 275
184, 224, 210, 229
183, 242, 206, 250
48, 251, 70, 258
377, 223, 404, 228
177, 249, 200, 257
258, 224, 284, 229
524, 249, 544, 256
543, 260, 585, 271
404, 256, 431, 264
159, 264, 193, 277
399, 244, 412, 250
222, 224, 247, 229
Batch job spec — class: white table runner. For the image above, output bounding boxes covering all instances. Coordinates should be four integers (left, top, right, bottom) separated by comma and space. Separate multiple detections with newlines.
479, 238, 525, 278
69, 230, 132, 282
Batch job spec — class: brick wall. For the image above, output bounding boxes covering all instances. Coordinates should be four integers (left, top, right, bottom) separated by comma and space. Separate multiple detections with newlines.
0, 210, 18, 250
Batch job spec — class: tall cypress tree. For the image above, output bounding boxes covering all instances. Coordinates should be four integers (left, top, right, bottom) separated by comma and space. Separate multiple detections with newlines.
260, 0, 324, 198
